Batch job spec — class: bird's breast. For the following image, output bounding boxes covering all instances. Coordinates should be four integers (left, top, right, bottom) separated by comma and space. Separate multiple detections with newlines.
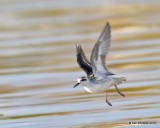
83, 86, 93, 93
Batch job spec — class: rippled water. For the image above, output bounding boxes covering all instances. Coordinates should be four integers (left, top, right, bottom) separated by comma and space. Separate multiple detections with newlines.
0, 0, 160, 128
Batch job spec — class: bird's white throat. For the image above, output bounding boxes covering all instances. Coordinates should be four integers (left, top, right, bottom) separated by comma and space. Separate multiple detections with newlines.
77, 78, 81, 83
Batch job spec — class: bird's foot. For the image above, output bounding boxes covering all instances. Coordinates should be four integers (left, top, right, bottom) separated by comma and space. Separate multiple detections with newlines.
118, 91, 125, 97
106, 92, 112, 106
106, 99, 112, 106
114, 85, 125, 97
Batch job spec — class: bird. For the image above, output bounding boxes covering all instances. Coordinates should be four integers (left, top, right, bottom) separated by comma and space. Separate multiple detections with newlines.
73, 22, 126, 106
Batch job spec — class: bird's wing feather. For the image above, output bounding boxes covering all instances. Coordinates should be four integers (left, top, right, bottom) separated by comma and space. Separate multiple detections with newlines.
90, 22, 114, 76
76, 43, 92, 75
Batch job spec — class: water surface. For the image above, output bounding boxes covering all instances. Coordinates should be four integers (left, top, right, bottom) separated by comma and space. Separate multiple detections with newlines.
0, 0, 160, 128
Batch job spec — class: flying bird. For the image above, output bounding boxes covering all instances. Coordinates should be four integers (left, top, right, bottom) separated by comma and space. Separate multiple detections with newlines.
74, 22, 126, 106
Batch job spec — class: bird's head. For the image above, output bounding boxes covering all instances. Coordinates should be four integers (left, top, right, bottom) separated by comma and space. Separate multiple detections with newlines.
73, 76, 87, 88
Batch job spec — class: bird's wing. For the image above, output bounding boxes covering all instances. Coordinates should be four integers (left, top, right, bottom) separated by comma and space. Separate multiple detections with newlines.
90, 22, 114, 76
76, 43, 93, 75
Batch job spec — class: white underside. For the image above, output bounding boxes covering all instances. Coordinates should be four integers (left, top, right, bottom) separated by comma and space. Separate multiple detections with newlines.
83, 82, 112, 93
82, 77, 126, 93
84, 86, 92, 93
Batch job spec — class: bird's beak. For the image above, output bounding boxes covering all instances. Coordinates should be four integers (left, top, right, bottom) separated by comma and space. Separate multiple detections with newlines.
73, 83, 80, 88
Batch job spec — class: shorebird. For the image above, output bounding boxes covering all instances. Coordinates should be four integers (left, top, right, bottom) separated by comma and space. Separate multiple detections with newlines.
73, 22, 126, 106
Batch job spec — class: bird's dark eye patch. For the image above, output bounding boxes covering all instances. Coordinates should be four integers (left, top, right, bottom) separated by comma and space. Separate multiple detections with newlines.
81, 78, 87, 81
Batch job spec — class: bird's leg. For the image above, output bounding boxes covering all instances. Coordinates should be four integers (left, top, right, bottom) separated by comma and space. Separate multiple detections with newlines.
114, 85, 125, 97
106, 92, 112, 106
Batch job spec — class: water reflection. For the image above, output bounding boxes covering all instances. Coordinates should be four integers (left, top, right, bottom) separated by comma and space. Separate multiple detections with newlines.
0, 0, 160, 128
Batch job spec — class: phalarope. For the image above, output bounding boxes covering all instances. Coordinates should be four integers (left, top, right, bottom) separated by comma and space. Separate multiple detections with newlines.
73, 22, 126, 106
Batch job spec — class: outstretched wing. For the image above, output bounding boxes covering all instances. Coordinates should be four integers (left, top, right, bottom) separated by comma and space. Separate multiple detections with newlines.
76, 43, 93, 75
90, 22, 114, 76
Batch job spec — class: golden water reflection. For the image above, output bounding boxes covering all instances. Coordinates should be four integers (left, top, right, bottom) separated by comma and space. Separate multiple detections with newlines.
0, 0, 160, 128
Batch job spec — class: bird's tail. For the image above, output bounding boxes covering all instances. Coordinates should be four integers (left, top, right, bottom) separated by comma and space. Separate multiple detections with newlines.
114, 77, 127, 85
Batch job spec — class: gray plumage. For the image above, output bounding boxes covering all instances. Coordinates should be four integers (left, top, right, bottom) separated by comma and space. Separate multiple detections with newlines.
74, 22, 126, 106
90, 22, 114, 76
